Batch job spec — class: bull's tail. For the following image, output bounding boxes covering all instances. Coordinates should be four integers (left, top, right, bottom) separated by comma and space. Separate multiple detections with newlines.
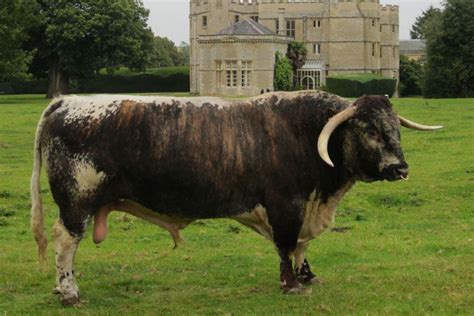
31, 114, 47, 268
31, 97, 63, 268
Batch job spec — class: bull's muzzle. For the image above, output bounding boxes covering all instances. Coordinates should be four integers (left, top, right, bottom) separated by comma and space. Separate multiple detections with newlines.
382, 162, 409, 181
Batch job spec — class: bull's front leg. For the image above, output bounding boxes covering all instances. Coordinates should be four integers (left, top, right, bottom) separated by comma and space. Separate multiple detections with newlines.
267, 197, 308, 294
277, 250, 303, 293
294, 242, 320, 285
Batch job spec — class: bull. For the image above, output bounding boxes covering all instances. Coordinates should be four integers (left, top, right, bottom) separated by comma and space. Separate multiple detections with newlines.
30, 91, 442, 305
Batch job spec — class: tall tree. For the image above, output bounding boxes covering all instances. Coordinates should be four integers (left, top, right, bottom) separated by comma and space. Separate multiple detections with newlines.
149, 36, 184, 68
410, 6, 442, 40
399, 55, 424, 96
27, 0, 154, 98
0, 1, 36, 81
179, 42, 190, 66
424, 0, 474, 98
286, 41, 307, 86
274, 52, 293, 91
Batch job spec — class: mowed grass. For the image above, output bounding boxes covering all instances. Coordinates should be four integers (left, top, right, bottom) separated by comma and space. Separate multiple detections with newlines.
0, 94, 473, 314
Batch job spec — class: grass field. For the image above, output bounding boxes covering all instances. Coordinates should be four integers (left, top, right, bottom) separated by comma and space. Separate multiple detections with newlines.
0, 94, 473, 314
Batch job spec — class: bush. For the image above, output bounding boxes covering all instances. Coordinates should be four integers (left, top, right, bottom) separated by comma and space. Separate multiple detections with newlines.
74, 72, 189, 94
0, 67, 189, 94
326, 74, 397, 97
0, 83, 14, 94
274, 52, 293, 91
399, 55, 424, 96
0, 79, 48, 94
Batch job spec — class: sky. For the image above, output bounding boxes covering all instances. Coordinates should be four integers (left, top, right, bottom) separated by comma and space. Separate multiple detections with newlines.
142, 0, 444, 45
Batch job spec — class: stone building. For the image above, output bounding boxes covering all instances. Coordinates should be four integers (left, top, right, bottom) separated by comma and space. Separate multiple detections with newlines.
190, 0, 400, 96
400, 39, 426, 61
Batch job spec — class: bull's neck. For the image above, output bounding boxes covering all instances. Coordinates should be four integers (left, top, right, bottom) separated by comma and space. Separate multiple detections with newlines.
274, 93, 355, 200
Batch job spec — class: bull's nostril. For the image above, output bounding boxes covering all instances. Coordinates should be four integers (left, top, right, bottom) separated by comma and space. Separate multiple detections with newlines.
396, 168, 409, 180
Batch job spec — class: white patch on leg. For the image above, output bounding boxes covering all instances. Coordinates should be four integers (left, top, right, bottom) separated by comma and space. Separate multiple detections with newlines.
73, 158, 106, 195
298, 182, 354, 244
294, 242, 308, 271
53, 219, 80, 305
232, 204, 273, 241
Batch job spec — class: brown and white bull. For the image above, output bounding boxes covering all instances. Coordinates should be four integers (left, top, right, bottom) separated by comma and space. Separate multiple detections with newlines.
30, 91, 442, 305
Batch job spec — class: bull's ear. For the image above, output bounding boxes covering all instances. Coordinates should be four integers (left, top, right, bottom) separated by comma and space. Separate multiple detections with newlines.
398, 115, 443, 131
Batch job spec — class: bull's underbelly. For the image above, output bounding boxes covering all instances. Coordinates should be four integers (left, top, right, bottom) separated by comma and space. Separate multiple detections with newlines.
92, 199, 274, 247
93, 182, 353, 248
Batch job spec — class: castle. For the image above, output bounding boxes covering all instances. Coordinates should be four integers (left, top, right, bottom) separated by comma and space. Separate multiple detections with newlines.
190, 0, 399, 96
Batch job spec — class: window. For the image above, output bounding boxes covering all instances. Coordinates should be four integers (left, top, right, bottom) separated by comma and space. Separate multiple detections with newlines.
297, 70, 322, 89
313, 43, 321, 55
241, 61, 252, 87
372, 43, 376, 57
216, 61, 223, 87
313, 19, 321, 28
372, 19, 375, 27
226, 61, 238, 87
392, 25, 395, 32
202, 16, 207, 28
286, 20, 295, 37
235, 15, 240, 23
275, 19, 279, 33
251, 16, 259, 23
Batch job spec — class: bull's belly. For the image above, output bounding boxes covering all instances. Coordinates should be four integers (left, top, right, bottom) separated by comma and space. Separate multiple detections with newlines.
93, 199, 274, 246
93, 184, 352, 248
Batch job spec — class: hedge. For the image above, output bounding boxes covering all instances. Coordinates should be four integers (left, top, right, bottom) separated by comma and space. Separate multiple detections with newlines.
326, 73, 397, 97
0, 67, 189, 94
0, 79, 48, 94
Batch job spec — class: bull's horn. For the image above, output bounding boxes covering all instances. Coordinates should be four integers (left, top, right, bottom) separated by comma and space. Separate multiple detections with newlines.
398, 115, 443, 131
317, 107, 357, 167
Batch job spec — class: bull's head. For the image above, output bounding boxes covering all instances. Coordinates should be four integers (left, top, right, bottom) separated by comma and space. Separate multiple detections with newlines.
317, 95, 443, 182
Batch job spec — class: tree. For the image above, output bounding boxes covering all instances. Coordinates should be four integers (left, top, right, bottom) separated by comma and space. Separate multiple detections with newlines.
179, 42, 190, 66
0, 1, 36, 81
274, 52, 293, 91
286, 41, 307, 86
399, 55, 424, 96
149, 36, 184, 68
27, 1, 154, 98
424, 0, 474, 98
410, 6, 442, 40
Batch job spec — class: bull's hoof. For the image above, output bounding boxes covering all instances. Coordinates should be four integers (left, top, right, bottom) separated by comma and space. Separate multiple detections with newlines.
282, 284, 312, 295
298, 275, 323, 285
60, 294, 80, 306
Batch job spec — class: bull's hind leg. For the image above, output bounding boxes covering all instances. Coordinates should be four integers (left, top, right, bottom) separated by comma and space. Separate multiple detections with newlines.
294, 243, 320, 285
53, 219, 83, 305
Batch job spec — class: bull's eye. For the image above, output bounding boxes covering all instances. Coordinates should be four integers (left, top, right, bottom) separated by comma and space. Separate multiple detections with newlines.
366, 129, 380, 140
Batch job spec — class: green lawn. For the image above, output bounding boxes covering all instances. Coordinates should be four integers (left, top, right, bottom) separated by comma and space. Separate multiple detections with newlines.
0, 94, 473, 314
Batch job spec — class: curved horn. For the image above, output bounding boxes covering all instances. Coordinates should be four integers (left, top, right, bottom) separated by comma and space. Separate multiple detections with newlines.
317, 107, 357, 167
398, 115, 443, 131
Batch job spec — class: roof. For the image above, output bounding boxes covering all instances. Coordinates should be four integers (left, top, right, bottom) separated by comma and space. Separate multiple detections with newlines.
215, 19, 276, 36
300, 59, 326, 70
400, 40, 426, 53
